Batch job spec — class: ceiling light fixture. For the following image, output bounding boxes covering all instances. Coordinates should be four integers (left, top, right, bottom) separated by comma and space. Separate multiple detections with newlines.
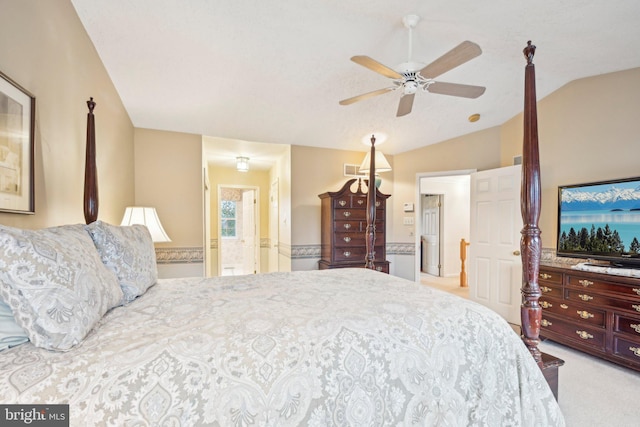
236, 156, 249, 172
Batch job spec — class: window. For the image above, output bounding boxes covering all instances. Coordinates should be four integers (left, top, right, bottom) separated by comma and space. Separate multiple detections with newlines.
221, 200, 237, 238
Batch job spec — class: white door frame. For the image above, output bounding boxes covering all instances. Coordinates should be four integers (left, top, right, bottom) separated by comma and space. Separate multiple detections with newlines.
217, 184, 260, 276
415, 170, 475, 282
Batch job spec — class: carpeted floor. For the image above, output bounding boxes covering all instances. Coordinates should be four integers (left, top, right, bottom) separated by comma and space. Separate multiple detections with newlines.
420, 273, 640, 427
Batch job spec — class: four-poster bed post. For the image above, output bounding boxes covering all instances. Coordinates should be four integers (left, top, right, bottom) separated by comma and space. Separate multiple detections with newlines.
365, 134, 377, 270
520, 41, 543, 365
84, 97, 98, 225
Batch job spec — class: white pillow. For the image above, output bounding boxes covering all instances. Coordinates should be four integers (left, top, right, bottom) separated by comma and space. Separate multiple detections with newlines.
0, 300, 29, 351
0, 224, 124, 351
85, 221, 158, 304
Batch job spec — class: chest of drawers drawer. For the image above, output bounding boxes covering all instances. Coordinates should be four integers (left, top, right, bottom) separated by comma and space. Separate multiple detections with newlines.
539, 296, 606, 327
566, 274, 640, 299
540, 313, 606, 350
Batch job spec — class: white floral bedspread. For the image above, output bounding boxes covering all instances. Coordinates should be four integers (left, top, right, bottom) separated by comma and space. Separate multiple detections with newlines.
0, 268, 564, 426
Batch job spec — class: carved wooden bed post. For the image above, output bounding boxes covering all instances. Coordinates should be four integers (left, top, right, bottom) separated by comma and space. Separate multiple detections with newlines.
365, 135, 377, 270
84, 97, 98, 224
520, 41, 543, 366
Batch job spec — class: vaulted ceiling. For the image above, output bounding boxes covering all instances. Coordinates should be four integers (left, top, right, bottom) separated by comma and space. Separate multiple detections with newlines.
71, 0, 640, 155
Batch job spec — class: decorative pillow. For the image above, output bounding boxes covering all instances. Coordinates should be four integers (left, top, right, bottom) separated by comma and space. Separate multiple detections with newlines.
0, 300, 29, 351
85, 221, 158, 304
0, 224, 124, 351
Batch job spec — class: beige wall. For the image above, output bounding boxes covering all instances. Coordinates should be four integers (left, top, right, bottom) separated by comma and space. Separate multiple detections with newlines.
391, 127, 502, 243
500, 67, 640, 248
290, 145, 393, 246
0, 0, 134, 228
134, 128, 203, 248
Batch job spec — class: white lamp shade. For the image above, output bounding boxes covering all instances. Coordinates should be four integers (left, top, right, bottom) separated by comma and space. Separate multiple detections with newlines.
359, 151, 392, 174
121, 207, 172, 242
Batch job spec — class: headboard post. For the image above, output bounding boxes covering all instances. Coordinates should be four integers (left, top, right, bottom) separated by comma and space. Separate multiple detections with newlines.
365, 135, 377, 270
520, 41, 543, 366
83, 97, 98, 224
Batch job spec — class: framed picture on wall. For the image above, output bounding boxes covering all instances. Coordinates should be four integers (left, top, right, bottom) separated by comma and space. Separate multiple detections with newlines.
0, 70, 35, 214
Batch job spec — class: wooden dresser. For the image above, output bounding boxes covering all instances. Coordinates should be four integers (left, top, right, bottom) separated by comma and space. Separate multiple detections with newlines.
539, 263, 640, 372
318, 179, 390, 273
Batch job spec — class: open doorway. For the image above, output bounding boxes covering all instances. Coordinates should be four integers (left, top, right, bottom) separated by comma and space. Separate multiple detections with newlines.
415, 170, 473, 281
218, 185, 260, 276
421, 194, 442, 276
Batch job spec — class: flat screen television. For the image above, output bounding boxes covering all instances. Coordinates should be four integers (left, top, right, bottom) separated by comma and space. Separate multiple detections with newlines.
557, 176, 640, 268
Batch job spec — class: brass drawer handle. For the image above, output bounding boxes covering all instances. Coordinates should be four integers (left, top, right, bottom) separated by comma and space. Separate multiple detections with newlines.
633, 304, 640, 313
343, 211, 351, 217
541, 319, 552, 327
540, 273, 552, 280
541, 286, 552, 293
357, 199, 364, 205
343, 236, 351, 242
375, 201, 381, 207
339, 200, 347, 206
540, 301, 552, 309
576, 330, 594, 340
632, 288, 640, 296
577, 310, 594, 319
630, 324, 640, 334
376, 266, 382, 272
578, 294, 593, 301
343, 224, 351, 229
343, 251, 351, 257
560, 304, 569, 309
578, 279, 593, 287
630, 347, 640, 357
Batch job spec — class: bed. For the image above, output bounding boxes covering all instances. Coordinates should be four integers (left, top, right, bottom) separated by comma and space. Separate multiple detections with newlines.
0, 42, 564, 426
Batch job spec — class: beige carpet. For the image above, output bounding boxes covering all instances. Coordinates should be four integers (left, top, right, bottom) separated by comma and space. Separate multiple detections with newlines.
420, 273, 640, 427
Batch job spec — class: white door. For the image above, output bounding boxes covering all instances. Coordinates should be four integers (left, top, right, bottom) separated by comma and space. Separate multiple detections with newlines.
422, 195, 440, 275
469, 165, 522, 325
242, 189, 258, 274
269, 179, 279, 272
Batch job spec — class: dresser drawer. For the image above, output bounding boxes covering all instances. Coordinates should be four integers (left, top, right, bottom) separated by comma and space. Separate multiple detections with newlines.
566, 274, 640, 299
335, 208, 367, 220
614, 313, 640, 338
334, 245, 384, 262
612, 336, 640, 366
565, 288, 640, 314
539, 269, 563, 285
334, 220, 384, 233
539, 283, 563, 298
539, 296, 605, 327
334, 233, 366, 247
540, 314, 606, 350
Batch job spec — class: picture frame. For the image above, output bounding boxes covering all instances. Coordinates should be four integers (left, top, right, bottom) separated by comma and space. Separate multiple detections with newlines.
0, 70, 35, 214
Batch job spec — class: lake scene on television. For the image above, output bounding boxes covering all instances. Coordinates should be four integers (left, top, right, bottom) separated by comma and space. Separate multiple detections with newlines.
558, 179, 640, 254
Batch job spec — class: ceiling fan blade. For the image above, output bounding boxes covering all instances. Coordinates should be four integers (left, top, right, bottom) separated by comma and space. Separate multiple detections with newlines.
339, 87, 396, 106
419, 41, 482, 79
427, 81, 486, 98
396, 93, 415, 117
351, 56, 403, 79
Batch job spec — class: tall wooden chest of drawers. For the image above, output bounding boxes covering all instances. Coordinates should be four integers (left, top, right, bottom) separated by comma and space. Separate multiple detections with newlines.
318, 178, 390, 273
539, 264, 640, 372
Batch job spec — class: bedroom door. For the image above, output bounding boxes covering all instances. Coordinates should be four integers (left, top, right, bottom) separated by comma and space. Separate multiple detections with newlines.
242, 189, 259, 274
421, 195, 441, 275
468, 165, 522, 325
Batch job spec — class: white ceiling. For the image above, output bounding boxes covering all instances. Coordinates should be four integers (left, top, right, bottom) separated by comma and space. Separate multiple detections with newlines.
71, 0, 640, 158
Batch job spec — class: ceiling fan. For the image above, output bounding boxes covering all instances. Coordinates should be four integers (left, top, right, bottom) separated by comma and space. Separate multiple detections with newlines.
339, 14, 486, 117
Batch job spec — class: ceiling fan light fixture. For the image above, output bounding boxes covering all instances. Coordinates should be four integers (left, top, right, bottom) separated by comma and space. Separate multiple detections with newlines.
403, 80, 418, 95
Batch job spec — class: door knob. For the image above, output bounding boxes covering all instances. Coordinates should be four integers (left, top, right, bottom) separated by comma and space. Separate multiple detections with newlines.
513, 250, 521, 256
